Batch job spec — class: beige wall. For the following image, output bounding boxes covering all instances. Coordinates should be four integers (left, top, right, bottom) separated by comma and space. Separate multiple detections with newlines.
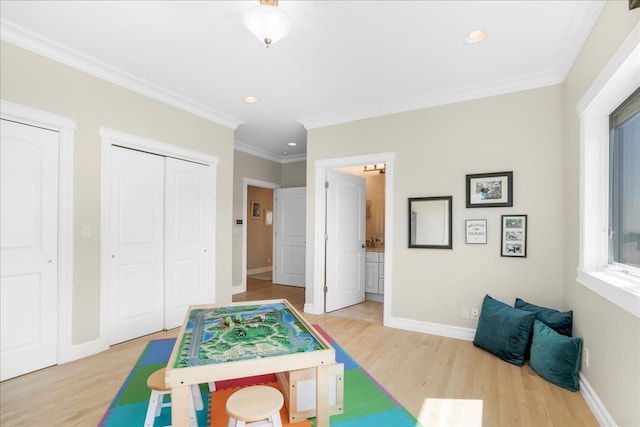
563, 2, 639, 425
365, 173, 385, 243
1, 41, 235, 345
281, 160, 307, 187
307, 85, 566, 327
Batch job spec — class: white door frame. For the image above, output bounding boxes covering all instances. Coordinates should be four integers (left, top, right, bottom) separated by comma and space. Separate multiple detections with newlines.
99, 127, 218, 346
0, 99, 76, 363
309, 152, 395, 325
238, 178, 281, 294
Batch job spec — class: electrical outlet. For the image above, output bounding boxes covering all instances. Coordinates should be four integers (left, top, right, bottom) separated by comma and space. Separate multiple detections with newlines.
471, 308, 479, 320
584, 347, 589, 368
462, 307, 469, 319
267, 258, 271, 265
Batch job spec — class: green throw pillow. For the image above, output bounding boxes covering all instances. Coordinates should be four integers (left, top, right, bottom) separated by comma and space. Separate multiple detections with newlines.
529, 320, 582, 392
473, 295, 536, 366
514, 298, 573, 336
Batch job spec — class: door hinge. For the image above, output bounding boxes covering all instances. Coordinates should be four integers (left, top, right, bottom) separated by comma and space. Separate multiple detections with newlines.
325, 181, 329, 189
324, 286, 328, 294
324, 233, 328, 241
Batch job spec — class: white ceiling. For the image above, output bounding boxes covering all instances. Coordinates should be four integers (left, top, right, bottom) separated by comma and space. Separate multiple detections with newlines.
0, 1, 605, 162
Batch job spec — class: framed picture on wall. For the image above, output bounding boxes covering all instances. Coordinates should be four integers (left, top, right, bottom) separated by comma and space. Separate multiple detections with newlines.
501, 214, 527, 257
251, 200, 262, 218
465, 219, 487, 244
466, 171, 513, 208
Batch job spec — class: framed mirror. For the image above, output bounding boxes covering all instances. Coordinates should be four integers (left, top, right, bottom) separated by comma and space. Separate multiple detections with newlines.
408, 196, 453, 249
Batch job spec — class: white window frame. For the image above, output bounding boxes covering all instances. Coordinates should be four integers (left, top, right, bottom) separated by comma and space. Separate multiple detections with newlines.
576, 24, 640, 318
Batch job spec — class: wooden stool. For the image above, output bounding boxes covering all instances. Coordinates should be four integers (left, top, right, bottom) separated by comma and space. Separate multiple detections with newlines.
225, 385, 284, 427
144, 367, 203, 427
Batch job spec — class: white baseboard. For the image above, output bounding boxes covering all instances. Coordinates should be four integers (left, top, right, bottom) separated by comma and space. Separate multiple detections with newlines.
60, 338, 109, 364
247, 266, 272, 276
385, 315, 476, 341
579, 372, 617, 426
304, 302, 323, 315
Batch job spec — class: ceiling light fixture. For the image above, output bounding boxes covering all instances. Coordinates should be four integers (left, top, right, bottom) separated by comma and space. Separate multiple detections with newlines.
287, 141, 297, 146
244, 96, 258, 103
244, 0, 291, 48
465, 29, 487, 44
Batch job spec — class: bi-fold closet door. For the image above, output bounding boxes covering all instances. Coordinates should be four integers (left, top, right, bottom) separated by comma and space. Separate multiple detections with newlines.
109, 145, 211, 345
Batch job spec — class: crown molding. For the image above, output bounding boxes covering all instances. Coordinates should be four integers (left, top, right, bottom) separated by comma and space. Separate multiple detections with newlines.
298, 71, 561, 130
234, 140, 305, 164
0, 18, 243, 130
299, 1, 606, 131
555, 1, 606, 82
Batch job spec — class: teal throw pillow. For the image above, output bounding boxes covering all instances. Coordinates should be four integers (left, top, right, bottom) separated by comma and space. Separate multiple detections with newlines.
473, 295, 536, 366
514, 298, 573, 336
529, 320, 582, 392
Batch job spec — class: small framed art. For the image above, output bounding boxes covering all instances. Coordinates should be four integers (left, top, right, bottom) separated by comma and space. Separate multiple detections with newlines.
465, 219, 487, 244
466, 171, 513, 208
501, 214, 527, 257
251, 200, 262, 218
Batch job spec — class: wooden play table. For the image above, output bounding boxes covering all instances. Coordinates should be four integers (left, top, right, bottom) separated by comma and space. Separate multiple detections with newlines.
165, 299, 335, 427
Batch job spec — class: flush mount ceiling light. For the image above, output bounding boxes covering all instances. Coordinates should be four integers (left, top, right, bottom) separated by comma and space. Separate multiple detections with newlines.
465, 29, 487, 44
244, 0, 291, 48
243, 96, 258, 103
287, 141, 297, 146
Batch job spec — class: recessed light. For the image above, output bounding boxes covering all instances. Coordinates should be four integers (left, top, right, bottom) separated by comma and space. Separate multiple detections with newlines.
465, 30, 486, 44
287, 142, 297, 147
243, 96, 258, 103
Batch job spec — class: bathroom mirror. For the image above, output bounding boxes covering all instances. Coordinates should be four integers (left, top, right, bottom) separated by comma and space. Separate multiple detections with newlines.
408, 196, 453, 249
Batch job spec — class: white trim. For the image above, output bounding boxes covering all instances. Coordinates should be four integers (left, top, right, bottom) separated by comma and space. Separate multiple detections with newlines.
577, 23, 640, 114
235, 140, 305, 164
1, 19, 242, 130
308, 152, 395, 326
238, 178, 281, 295
99, 127, 218, 347
247, 267, 273, 276
299, 3, 606, 131
579, 373, 617, 427
576, 23, 640, 319
386, 316, 476, 342
0, 99, 76, 365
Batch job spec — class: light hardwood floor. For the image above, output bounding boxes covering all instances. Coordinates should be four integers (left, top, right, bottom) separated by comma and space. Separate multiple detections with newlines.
0, 279, 598, 426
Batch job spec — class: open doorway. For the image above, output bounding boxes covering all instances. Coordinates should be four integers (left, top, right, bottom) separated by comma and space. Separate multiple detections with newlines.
239, 178, 280, 293
246, 185, 274, 280
325, 164, 385, 323
311, 152, 395, 326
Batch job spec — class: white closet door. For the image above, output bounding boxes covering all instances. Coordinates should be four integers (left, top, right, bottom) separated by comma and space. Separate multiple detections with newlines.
0, 119, 59, 380
164, 157, 211, 329
109, 146, 165, 344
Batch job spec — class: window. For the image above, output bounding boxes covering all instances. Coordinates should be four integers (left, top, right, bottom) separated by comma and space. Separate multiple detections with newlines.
577, 27, 639, 318
609, 88, 640, 273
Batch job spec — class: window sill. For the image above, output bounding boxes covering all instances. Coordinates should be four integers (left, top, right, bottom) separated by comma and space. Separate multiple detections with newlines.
577, 269, 640, 318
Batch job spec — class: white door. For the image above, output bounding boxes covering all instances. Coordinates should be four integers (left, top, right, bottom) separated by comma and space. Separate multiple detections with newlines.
164, 157, 211, 329
273, 187, 306, 287
325, 170, 366, 312
109, 146, 165, 344
0, 119, 59, 380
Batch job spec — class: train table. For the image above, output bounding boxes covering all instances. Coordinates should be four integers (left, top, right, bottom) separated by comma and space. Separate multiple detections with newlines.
165, 299, 336, 427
